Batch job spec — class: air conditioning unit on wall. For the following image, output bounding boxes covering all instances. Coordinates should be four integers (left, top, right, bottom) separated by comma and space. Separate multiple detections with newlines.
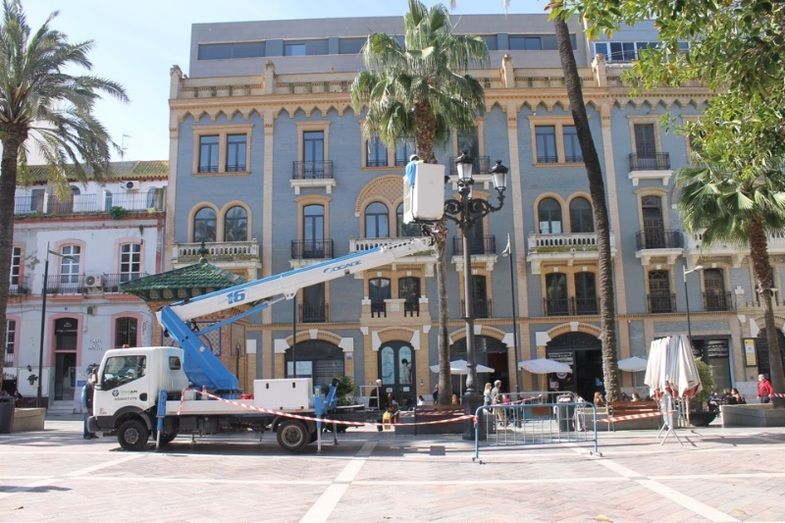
84, 274, 103, 289
121, 180, 140, 191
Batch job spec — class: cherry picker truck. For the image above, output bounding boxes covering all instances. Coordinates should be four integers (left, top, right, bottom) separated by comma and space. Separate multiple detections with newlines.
88, 237, 435, 452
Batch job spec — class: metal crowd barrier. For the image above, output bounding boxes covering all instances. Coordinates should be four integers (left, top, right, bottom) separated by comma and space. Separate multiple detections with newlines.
473, 395, 600, 462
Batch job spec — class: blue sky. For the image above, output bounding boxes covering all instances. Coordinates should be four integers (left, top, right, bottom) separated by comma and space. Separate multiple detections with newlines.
22, 1, 549, 161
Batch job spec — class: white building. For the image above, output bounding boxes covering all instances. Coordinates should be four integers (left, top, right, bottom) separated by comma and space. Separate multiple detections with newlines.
7, 160, 167, 412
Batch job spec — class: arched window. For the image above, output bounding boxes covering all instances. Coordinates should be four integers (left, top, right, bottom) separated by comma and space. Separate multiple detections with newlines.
193, 207, 217, 242
396, 203, 422, 237
569, 197, 594, 233
365, 202, 389, 238
538, 198, 562, 234
224, 206, 248, 241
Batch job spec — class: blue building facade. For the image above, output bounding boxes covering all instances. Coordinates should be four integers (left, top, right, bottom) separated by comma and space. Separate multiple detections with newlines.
166, 14, 777, 403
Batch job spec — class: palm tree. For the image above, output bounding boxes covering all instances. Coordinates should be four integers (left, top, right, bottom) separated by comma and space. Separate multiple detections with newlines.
351, 0, 487, 404
677, 163, 785, 406
0, 0, 127, 385
552, 17, 621, 401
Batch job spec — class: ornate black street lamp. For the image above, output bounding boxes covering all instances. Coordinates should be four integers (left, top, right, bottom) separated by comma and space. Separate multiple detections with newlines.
443, 153, 507, 435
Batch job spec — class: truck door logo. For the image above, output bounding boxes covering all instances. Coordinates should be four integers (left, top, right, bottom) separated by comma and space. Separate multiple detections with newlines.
112, 389, 119, 397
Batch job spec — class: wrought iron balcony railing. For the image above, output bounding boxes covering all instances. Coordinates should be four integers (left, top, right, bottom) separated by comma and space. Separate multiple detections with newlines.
300, 303, 328, 323
703, 292, 733, 312
452, 235, 496, 256
636, 228, 683, 250
291, 239, 333, 260
629, 152, 670, 171
461, 299, 491, 318
448, 156, 491, 175
292, 160, 334, 180
648, 292, 676, 313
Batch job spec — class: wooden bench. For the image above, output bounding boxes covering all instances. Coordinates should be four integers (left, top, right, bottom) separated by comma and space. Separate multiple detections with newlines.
608, 400, 661, 430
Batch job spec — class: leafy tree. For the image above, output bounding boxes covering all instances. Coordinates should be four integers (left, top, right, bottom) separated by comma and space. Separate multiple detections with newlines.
676, 94, 785, 406
351, 0, 487, 404
0, 0, 127, 386
550, 0, 785, 405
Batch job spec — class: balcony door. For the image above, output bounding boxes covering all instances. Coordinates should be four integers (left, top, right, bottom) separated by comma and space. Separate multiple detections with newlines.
703, 269, 727, 311
634, 123, 656, 158
648, 270, 672, 312
538, 198, 563, 234
398, 277, 420, 316
574, 272, 597, 314
303, 204, 324, 258
546, 273, 568, 315
641, 196, 665, 248
303, 131, 324, 178
301, 283, 326, 323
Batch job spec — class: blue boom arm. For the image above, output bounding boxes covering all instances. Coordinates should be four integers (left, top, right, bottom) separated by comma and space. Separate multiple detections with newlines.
156, 238, 434, 396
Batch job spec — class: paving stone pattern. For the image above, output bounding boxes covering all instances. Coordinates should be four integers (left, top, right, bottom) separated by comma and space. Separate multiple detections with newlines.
2, 421, 785, 522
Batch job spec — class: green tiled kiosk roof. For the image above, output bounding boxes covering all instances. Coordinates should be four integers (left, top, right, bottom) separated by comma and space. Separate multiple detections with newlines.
120, 261, 246, 302
24, 160, 167, 184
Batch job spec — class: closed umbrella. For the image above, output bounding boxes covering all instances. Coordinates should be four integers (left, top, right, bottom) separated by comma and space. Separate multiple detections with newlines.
517, 358, 572, 374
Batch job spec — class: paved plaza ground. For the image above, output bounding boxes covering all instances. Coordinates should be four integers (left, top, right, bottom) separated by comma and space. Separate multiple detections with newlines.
2, 418, 785, 522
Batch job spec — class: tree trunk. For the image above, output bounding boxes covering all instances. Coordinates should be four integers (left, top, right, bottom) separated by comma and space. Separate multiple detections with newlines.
0, 134, 23, 389
434, 224, 452, 405
413, 105, 451, 404
748, 216, 785, 407
554, 18, 621, 402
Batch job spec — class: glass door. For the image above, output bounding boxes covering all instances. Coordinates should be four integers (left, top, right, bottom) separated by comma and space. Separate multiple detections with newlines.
378, 342, 416, 409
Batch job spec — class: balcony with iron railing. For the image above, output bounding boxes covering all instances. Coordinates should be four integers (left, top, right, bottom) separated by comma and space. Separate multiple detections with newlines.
404, 299, 420, 317
290, 161, 336, 194
291, 239, 334, 260
636, 228, 683, 250
300, 303, 328, 323
703, 292, 734, 312
629, 152, 671, 171
452, 235, 496, 256
542, 296, 599, 316
627, 152, 673, 186
292, 160, 333, 180
647, 292, 676, 313
3, 352, 13, 367
14, 192, 165, 216
45, 274, 86, 295
448, 156, 490, 175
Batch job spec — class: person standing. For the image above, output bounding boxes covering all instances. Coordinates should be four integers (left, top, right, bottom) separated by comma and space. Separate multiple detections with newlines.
81, 366, 98, 439
432, 383, 439, 404
758, 373, 773, 404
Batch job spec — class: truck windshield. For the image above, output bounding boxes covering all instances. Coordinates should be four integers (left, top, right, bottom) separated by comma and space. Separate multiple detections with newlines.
101, 355, 146, 390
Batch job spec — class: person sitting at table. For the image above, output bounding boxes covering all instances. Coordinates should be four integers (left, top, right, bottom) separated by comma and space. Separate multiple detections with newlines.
731, 388, 746, 404
593, 392, 605, 407
631, 392, 641, 402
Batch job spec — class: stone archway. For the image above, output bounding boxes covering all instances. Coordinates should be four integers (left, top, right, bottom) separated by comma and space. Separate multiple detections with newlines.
545, 331, 602, 401
449, 335, 509, 394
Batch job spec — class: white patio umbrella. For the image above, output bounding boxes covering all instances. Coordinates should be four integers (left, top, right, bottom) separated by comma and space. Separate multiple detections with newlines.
618, 356, 648, 391
644, 337, 670, 396
429, 359, 495, 396
617, 356, 648, 372
517, 358, 572, 374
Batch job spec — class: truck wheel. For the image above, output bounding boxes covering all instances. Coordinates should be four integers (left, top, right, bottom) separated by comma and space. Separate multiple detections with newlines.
117, 419, 149, 451
276, 420, 310, 452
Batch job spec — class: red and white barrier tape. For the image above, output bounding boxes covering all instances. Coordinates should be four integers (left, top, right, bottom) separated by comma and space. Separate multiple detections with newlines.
597, 411, 668, 423
771, 392, 785, 399
173, 388, 476, 428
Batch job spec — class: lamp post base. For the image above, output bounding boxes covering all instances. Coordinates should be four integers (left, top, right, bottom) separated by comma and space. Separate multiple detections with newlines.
462, 390, 485, 440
